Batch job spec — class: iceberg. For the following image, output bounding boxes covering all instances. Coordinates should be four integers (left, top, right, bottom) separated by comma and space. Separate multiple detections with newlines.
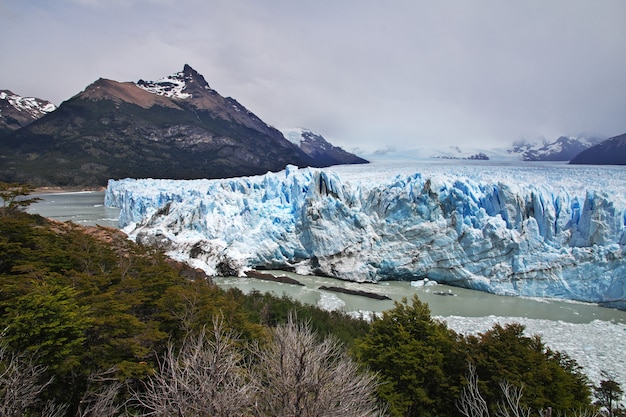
105, 162, 626, 308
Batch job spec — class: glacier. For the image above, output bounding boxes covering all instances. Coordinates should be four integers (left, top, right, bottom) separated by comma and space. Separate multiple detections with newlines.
105, 161, 626, 309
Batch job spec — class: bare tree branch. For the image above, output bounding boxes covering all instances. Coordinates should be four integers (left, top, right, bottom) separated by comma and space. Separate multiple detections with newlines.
0, 343, 55, 417
132, 315, 255, 417
76, 367, 126, 417
496, 381, 531, 417
458, 363, 490, 417
251, 314, 387, 417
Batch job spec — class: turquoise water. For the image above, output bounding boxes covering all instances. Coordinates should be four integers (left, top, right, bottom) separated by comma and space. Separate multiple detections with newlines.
214, 271, 626, 324
28, 191, 120, 228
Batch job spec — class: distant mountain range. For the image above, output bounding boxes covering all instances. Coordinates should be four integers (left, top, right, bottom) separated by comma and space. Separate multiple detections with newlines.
359, 134, 626, 165
510, 136, 605, 161
0, 65, 367, 187
1, 66, 624, 188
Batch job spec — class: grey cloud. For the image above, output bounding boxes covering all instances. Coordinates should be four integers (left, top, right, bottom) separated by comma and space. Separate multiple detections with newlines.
2, 0, 625, 152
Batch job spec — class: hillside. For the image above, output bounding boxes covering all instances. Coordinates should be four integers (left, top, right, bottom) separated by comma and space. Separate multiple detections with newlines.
0, 65, 366, 187
569, 133, 626, 165
282, 127, 368, 165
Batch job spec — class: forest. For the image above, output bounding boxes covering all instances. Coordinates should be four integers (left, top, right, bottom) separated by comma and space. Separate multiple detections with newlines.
0, 182, 623, 417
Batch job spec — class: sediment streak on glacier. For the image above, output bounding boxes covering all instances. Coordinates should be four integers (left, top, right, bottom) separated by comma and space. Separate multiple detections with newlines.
105, 162, 626, 308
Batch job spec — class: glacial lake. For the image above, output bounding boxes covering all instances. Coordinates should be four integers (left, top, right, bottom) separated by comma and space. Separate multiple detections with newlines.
27, 190, 626, 325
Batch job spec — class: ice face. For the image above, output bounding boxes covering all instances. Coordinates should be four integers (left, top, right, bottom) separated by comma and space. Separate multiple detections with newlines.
105, 162, 626, 308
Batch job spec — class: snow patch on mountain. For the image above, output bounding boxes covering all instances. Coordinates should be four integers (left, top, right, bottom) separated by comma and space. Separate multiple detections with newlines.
136, 73, 192, 99
281, 127, 307, 146
135, 65, 213, 100
509, 136, 604, 161
105, 161, 626, 308
0, 90, 56, 118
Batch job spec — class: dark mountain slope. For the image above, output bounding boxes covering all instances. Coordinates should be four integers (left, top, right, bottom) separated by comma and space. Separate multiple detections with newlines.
0, 66, 318, 187
282, 128, 368, 165
569, 133, 626, 165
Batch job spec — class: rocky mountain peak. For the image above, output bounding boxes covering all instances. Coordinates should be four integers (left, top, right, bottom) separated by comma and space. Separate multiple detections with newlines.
0, 90, 56, 117
510, 135, 604, 162
0, 90, 56, 133
136, 64, 212, 99
181, 64, 210, 87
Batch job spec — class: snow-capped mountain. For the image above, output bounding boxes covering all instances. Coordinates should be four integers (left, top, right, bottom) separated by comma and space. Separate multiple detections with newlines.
1, 65, 356, 187
281, 128, 368, 165
0, 90, 56, 134
136, 68, 196, 99
105, 161, 626, 309
570, 133, 626, 165
509, 136, 603, 161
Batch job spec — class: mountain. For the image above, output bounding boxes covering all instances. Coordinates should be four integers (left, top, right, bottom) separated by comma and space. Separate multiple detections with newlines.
510, 136, 603, 161
106, 162, 626, 309
0, 65, 342, 187
0, 90, 56, 136
569, 133, 626, 165
281, 128, 368, 165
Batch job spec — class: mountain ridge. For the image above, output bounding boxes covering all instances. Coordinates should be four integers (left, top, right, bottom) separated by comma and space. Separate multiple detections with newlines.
569, 133, 626, 165
282, 128, 368, 165
511, 136, 604, 161
0, 90, 56, 136
0, 65, 367, 187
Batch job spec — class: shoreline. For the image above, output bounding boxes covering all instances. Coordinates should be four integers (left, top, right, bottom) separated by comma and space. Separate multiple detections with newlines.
33, 186, 106, 194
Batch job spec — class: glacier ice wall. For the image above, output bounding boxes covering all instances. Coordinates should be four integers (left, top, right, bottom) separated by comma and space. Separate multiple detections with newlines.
105, 164, 626, 308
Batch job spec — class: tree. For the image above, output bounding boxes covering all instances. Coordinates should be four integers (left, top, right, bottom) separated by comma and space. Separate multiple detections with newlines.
0, 182, 40, 214
355, 295, 465, 417
135, 314, 385, 417
594, 372, 625, 417
457, 363, 599, 417
252, 314, 386, 417
133, 316, 256, 417
466, 323, 593, 414
457, 363, 535, 417
1, 281, 91, 373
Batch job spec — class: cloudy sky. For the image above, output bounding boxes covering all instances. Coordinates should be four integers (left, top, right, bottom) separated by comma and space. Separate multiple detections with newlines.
2, 0, 625, 152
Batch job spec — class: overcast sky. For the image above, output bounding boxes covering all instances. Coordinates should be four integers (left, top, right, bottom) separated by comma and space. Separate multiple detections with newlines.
2, 0, 625, 152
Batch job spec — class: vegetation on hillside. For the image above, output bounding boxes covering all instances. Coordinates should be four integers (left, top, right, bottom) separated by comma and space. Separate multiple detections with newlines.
0, 183, 622, 416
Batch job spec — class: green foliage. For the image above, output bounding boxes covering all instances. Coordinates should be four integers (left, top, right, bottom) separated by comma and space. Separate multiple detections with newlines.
356, 295, 594, 417
2, 281, 91, 372
595, 372, 625, 417
355, 295, 466, 417
0, 181, 41, 213
234, 289, 371, 347
0, 212, 371, 413
466, 323, 592, 413
0, 210, 599, 416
